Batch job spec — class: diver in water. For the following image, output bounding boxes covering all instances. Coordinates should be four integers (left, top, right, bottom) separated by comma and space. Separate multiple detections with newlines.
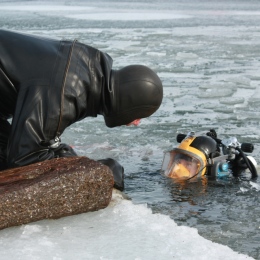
162, 129, 258, 180
0, 30, 163, 190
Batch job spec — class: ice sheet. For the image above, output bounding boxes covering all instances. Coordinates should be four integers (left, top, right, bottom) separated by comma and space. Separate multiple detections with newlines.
0, 191, 253, 260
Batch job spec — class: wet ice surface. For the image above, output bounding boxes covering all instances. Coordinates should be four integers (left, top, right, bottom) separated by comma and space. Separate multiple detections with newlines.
1, 0, 260, 259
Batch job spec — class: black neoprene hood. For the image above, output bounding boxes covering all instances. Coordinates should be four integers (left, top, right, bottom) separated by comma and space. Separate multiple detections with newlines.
190, 136, 218, 158
102, 65, 163, 127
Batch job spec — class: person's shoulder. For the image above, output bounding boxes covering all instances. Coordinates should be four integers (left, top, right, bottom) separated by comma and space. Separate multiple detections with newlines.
0, 29, 17, 41
0, 29, 13, 37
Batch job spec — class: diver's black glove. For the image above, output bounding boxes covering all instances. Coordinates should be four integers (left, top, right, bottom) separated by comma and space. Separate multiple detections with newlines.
52, 143, 77, 158
98, 158, 124, 191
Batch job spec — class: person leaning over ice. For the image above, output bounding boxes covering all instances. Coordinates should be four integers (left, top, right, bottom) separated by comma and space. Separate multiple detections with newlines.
0, 30, 163, 173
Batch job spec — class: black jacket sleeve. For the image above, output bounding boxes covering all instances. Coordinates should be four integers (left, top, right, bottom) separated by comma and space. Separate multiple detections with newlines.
0, 30, 113, 168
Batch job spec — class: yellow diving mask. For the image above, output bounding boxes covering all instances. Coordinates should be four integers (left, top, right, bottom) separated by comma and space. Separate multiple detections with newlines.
162, 134, 210, 179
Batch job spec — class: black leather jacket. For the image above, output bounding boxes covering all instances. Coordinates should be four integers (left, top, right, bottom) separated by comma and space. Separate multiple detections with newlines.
0, 30, 113, 168
0, 30, 163, 170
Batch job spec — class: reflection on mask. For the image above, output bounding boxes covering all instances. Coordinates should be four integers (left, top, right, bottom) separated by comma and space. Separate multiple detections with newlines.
168, 163, 190, 178
162, 151, 204, 180
166, 157, 200, 179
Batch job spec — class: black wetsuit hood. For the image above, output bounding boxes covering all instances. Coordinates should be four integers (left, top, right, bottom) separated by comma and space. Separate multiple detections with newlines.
101, 65, 163, 127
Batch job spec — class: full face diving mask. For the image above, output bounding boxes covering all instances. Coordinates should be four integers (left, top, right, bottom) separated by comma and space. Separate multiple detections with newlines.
162, 134, 208, 179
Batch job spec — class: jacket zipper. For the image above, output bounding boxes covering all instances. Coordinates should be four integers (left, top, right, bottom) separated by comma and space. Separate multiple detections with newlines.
56, 39, 77, 138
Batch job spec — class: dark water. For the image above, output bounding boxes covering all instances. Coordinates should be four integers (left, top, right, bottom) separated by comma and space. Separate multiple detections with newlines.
1, 0, 260, 258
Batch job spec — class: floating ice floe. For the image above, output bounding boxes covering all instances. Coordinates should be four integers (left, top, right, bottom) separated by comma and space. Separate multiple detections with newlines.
219, 97, 245, 105
199, 88, 235, 98
176, 52, 199, 60
225, 77, 254, 88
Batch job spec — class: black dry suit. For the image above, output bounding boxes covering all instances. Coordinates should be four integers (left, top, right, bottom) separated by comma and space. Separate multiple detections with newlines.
0, 30, 163, 170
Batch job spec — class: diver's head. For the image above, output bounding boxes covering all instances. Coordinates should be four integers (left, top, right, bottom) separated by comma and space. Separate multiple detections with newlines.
162, 135, 219, 179
102, 65, 163, 127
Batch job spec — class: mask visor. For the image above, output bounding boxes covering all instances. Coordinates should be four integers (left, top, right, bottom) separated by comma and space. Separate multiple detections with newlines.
162, 151, 202, 179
